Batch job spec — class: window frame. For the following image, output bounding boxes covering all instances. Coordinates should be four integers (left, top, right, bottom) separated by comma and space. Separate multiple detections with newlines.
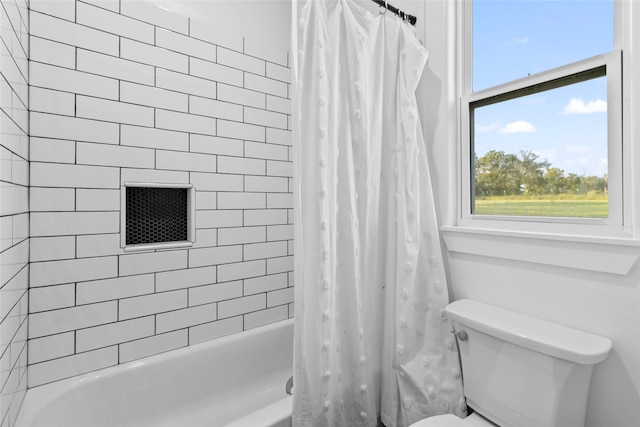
457, 0, 631, 238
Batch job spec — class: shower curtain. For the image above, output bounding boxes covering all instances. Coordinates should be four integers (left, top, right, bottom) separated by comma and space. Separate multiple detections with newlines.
292, 1, 466, 426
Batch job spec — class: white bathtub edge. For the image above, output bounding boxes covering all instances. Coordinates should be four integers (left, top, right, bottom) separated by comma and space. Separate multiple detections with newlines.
223, 395, 292, 427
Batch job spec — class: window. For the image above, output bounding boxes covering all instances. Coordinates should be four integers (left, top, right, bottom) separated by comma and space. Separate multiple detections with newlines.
121, 183, 196, 251
460, 0, 629, 235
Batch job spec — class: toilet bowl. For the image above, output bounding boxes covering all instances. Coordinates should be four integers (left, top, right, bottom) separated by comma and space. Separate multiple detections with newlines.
409, 299, 612, 427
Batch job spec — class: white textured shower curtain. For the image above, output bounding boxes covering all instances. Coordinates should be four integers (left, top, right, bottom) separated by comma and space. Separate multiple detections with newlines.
292, 1, 466, 426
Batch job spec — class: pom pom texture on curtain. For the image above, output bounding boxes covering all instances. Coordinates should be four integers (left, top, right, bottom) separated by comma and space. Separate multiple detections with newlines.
292, 1, 466, 426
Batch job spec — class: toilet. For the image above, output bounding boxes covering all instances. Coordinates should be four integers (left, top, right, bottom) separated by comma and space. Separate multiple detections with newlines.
411, 299, 612, 427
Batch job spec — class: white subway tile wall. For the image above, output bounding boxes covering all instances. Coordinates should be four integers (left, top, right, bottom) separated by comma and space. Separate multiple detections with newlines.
0, 0, 29, 425
27, 0, 293, 391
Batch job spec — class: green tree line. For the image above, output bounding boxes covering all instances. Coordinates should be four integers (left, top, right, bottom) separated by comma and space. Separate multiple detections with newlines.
474, 150, 608, 197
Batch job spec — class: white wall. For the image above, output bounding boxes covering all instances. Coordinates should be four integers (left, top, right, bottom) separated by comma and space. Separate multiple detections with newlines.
0, 0, 29, 425
412, 2, 640, 426
27, 0, 293, 388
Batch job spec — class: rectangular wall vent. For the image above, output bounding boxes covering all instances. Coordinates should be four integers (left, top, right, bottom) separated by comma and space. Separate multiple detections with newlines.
122, 183, 195, 251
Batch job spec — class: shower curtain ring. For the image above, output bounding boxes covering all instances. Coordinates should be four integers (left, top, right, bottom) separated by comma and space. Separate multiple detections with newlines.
380, 1, 387, 14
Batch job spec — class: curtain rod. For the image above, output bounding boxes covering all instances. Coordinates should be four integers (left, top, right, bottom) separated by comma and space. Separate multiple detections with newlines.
371, 0, 417, 26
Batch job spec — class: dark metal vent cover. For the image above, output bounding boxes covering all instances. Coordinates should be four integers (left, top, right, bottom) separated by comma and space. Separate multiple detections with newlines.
126, 187, 188, 245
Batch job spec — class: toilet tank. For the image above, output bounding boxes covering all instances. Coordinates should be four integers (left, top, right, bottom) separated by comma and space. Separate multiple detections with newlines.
446, 299, 612, 427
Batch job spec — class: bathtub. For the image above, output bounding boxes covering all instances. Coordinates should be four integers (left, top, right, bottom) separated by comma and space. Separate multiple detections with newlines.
16, 319, 293, 427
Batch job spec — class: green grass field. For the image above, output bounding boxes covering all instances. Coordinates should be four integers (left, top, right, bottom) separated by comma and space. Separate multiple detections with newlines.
474, 194, 608, 218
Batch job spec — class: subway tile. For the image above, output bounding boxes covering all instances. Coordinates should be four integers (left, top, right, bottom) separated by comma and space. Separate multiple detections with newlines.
267, 193, 293, 209
31, 163, 119, 189
77, 142, 155, 169
218, 294, 265, 319
192, 228, 217, 248
30, 256, 118, 287
29, 187, 74, 212
289, 303, 294, 318
76, 274, 155, 305
77, 49, 154, 86
157, 28, 215, 61
76, 96, 155, 127
244, 107, 288, 129
28, 332, 74, 364
156, 303, 217, 334
28, 346, 117, 388
0, 268, 27, 323
190, 135, 243, 157
266, 95, 291, 115
266, 62, 291, 84
267, 160, 294, 177
243, 210, 288, 226
119, 250, 188, 276
30, 212, 119, 237
76, 189, 120, 211
188, 281, 242, 307
188, 316, 242, 345
121, 125, 189, 152
29, 284, 75, 313
244, 305, 288, 330
195, 191, 216, 210
30, 0, 75, 21
217, 192, 266, 210
217, 260, 265, 282
121, 82, 188, 112
218, 227, 266, 246
267, 224, 294, 242
119, 290, 187, 321
156, 266, 217, 292
0, 182, 28, 216
244, 73, 287, 98
266, 128, 292, 146
80, 0, 119, 13
28, 301, 117, 338
195, 210, 242, 229
244, 141, 288, 161
188, 19, 242, 51
76, 234, 123, 258
30, 138, 75, 163
1, 111, 28, 159
119, 330, 188, 364
30, 62, 118, 100
156, 69, 216, 98
12, 213, 28, 245
76, 317, 155, 353
244, 241, 288, 261
30, 236, 75, 263
156, 150, 216, 173
156, 109, 216, 136
188, 95, 243, 122
31, 113, 120, 145
189, 58, 242, 87
267, 256, 294, 275
30, 11, 118, 55
217, 83, 265, 109
217, 47, 265, 76
217, 119, 265, 143
0, 240, 28, 286
121, 168, 189, 185
217, 156, 265, 175
77, 2, 154, 44
120, 38, 188, 74
0, 217, 13, 253
29, 87, 74, 116
244, 273, 288, 295
244, 176, 289, 193
244, 40, 287, 68
187, 246, 243, 268
190, 172, 243, 192
120, 1, 189, 34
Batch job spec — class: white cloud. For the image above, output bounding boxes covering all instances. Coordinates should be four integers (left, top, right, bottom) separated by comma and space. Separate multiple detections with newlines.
507, 37, 529, 45
565, 146, 589, 153
499, 120, 536, 134
563, 98, 607, 115
476, 122, 501, 133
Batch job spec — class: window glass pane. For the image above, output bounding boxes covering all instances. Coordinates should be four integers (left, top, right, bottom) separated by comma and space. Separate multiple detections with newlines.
472, 76, 608, 218
473, 0, 614, 91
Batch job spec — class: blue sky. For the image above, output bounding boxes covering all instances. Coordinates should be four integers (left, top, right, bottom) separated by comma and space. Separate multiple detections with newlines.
472, 0, 613, 177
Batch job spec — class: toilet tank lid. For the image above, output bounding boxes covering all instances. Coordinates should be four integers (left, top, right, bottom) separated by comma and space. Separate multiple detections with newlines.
445, 299, 612, 365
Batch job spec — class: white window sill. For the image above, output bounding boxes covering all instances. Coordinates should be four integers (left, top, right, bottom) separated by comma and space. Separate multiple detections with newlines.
440, 226, 640, 276
123, 241, 193, 252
